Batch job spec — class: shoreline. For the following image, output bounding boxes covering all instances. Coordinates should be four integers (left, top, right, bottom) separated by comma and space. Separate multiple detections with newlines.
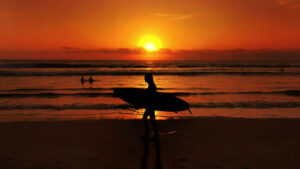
1, 115, 300, 123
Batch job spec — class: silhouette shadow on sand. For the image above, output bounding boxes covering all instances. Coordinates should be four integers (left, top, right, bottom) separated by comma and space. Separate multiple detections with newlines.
140, 137, 163, 169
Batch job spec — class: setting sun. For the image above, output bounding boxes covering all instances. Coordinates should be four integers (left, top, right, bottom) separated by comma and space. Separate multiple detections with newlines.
145, 43, 156, 51
138, 35, 162, 52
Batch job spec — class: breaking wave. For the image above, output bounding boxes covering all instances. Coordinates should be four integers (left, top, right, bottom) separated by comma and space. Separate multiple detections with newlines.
0, 90, 299, 98
1, 101, 300, 111
1, 61, 300, 68
1, 70, 299, 76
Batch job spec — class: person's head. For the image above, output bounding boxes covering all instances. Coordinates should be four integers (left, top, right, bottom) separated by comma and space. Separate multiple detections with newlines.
145, 73, 154, 83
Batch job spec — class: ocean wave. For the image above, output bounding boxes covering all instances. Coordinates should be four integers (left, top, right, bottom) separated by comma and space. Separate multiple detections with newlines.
190, 102, 300, 108
0, 87, 110, 92
0, 101, 299, 110
0, 111, 137, 117
0, 92, 114, 98
0, 90, 299, 98
175, 90, 300, 96
1, 70, 299, 76
0, 87, 180, 92
0, 63, 149, 68
0, 104, 131, 110
1, 62, 300, 68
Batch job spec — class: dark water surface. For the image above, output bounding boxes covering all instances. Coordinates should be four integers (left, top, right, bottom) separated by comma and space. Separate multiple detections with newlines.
0, 60, 299, 122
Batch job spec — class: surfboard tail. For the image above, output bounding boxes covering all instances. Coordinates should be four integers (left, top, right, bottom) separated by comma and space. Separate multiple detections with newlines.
188, 108, 192, 114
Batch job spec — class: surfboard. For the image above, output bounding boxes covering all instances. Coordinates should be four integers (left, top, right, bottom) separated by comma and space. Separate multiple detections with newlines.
114, 88, 190, 112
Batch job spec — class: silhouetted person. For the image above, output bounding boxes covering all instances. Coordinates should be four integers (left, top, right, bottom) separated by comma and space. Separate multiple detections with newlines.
145, 73, 157, 92
143, 73, 159, 139
89, 76, 94, 83
81, 75, 84, 87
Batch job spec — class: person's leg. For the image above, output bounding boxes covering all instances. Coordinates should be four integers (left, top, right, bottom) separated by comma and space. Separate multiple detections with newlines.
149, 110, 159, 137
143, 109, 150, 137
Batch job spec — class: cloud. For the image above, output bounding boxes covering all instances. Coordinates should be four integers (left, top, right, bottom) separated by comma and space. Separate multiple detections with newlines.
150, 12, 195, 20
172, 49, 300, 60
277, 0, 300, 8
61, 46, 81, 50
59, 47, 300, 60
60, 47, 173, 55
1, 48, 300, 60
61, 47, 146, 54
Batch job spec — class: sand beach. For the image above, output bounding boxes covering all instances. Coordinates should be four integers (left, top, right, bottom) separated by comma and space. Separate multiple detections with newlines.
0, 118, 300, 169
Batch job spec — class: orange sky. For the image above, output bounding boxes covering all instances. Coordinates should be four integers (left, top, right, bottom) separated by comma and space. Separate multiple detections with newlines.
0, 0, 300, 59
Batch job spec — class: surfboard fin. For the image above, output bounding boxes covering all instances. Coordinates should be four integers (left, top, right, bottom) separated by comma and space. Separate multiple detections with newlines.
188, 108, 192, 114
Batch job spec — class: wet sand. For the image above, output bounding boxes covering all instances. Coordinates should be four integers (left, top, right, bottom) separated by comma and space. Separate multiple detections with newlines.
0, 118, 300, 169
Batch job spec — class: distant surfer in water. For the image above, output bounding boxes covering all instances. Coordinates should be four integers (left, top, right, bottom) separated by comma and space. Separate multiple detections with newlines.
143, 73, 159, 139
89, 76, 94, 83
81, 75, 85, 88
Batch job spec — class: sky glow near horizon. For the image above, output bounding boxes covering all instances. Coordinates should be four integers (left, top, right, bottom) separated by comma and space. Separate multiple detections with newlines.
0, 0, 300, 59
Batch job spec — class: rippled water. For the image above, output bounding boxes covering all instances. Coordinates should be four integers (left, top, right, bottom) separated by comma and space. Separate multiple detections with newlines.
0, 60, 299, 122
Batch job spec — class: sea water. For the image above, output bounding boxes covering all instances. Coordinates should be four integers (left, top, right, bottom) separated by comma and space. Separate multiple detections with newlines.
0, 60, 299, 122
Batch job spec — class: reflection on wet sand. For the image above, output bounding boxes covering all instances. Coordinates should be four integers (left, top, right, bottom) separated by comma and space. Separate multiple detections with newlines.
141, 137, 163, 169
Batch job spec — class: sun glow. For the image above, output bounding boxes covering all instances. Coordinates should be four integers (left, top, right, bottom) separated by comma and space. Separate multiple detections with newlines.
138, 35, 162, 52
145, 43, 156, 51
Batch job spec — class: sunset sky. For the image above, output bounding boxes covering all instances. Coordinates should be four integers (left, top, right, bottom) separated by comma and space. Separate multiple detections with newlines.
0, 0, 300, 60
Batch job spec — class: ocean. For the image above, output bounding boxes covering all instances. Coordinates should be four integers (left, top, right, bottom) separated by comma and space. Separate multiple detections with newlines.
0, 60, 299, 122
